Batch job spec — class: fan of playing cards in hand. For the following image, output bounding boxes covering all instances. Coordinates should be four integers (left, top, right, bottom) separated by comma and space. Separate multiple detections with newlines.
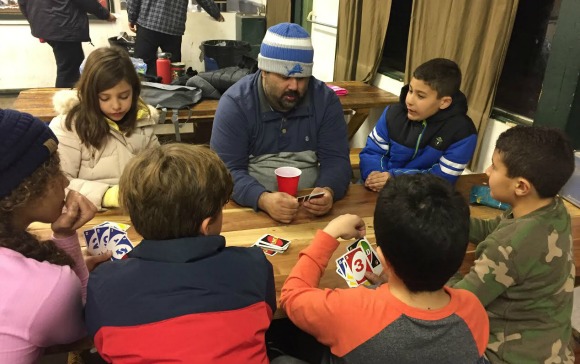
84, 221, 135, 260
336, 238, 383, 287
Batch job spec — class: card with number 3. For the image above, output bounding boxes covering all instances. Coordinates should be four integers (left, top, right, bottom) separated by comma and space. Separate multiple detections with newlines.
342, 247, 373, 285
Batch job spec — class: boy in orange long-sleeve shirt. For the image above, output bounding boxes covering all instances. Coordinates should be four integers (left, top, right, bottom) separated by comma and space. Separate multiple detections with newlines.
280, 174, 489, 363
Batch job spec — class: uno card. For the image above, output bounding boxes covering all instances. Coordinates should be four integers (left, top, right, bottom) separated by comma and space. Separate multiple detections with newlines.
84, 228, 103, 255
357, 239, 383, 274
110, 234, 134, 260
336, 256, 348, 278
96, 226, 114, 251
252, 242, 277, 256
297, 191, 325, 203
346, 240, 359, 252
347, 238, 383, 274
342, 247, 373, 285
110, 222, 130, 231
336, 256, 358, 287
95, 221, 131, 231
107, 226, 128, 250
257, 234, 291, 251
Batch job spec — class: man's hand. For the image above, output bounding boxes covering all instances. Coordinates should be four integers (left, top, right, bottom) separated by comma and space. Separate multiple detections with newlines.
128, 22, 137, 32
323, 214, 366, 240
215, 14, 225, 22
302, 187, 333, 216
107, 13, 117, 22
364, 270, 388, 286
52, 191, 97, 239
365, 171, 390, 192
258, 192, 299, 224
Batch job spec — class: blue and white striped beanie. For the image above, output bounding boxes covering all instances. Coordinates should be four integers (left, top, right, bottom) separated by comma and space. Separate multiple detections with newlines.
258, 23, 313, 78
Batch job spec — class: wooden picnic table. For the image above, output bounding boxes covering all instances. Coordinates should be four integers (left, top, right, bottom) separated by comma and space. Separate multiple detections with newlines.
27, 174, 580, 320
13, 80, 399, 140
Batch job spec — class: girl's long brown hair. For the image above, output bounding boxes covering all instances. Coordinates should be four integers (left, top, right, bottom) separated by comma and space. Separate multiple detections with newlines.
0, 154, 75, 267
65, 47, 142, 149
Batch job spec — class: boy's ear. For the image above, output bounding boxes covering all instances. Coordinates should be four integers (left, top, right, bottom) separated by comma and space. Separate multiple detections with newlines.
198, 216, 213, 236
514, 177, 533, 197
439, 96, 452, 110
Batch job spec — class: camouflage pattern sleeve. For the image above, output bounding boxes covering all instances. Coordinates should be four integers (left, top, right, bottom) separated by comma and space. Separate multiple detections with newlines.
469, 214, 502, 245
451, 198, 575, 363
452, 236, 515, 306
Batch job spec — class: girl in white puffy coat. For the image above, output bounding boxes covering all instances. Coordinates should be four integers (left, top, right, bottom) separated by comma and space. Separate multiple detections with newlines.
50, 47, 160, 210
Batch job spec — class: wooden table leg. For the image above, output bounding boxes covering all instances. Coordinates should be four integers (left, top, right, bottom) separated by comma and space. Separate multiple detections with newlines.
347, 108, 370, 141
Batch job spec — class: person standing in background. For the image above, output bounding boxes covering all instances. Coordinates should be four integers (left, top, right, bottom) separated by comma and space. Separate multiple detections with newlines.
127, 0, 224, 77
18, 0, 116, 88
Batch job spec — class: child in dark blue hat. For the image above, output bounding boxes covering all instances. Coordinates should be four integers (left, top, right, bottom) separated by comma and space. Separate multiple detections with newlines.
0, 109, 108, 363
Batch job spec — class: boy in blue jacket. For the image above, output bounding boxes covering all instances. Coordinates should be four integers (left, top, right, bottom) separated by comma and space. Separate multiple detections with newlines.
360, 58, 477, 191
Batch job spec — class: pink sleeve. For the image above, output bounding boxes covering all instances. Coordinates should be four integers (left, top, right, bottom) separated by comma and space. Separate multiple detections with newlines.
28, 266, 87, 347
52, 234, 89, 303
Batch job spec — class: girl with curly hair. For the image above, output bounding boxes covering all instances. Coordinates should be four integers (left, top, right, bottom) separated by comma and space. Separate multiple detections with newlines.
0, 109, 108, 363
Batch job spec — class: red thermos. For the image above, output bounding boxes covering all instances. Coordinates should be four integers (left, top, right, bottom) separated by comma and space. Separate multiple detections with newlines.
156, 52, 172, 84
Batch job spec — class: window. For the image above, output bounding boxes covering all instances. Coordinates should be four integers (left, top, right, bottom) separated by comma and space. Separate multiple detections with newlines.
377, 0, 412, 80
493, 0, 560, 121
378, 0, 561, 123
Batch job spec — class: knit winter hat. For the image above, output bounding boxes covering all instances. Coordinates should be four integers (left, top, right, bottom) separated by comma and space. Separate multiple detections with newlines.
0, 109, 58, 198
258, 22, 314, 78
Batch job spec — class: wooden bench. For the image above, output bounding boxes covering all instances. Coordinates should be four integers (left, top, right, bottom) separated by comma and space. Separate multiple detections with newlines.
350, 148, 362, 170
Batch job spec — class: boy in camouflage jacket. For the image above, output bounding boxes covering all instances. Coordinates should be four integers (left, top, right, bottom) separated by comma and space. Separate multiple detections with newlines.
449, 125, 576, 363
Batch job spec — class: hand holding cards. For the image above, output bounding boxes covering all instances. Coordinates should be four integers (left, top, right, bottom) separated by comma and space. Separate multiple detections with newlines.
84, 221, 134, 260
252, 234, 291, 256
297, 191, 325, 203
336, 238, 382, 287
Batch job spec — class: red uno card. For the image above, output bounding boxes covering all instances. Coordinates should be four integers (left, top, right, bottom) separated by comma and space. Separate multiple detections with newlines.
347, 238, 382, 274
343, 247, 372, 285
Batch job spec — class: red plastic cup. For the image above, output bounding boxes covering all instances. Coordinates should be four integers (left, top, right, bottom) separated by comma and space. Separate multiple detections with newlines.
275, 167, 302, 196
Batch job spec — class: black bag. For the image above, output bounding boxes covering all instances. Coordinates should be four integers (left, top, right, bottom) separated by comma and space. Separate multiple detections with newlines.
141, 82, 202, 109
140, 82, 202, 141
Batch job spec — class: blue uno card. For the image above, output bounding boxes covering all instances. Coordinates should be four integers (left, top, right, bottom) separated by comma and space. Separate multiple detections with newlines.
336, 256, 348, 278
95, 226, 112, 250
110, 235, 134, 260
106, 226, 127, 250
84, 228, 102, 255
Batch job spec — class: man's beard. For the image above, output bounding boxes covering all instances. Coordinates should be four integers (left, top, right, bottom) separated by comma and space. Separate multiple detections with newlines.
279, 90, 301, 110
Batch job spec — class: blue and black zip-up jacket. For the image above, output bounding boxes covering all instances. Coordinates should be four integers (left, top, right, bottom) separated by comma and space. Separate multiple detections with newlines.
359, 85, 477, 185
85, 235, 276, 364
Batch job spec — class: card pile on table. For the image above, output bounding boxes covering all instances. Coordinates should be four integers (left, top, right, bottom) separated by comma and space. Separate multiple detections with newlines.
84, 221, 134, 260
336, 238, 383, 287
252, 234, 291, 256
